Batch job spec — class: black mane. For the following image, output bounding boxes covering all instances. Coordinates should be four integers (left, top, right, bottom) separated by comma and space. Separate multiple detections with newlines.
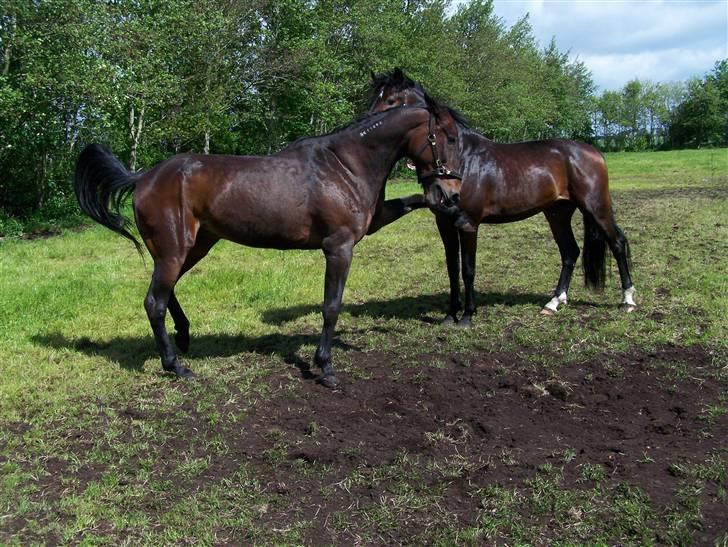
369, 68, 471, 129
285, 106, 410, 150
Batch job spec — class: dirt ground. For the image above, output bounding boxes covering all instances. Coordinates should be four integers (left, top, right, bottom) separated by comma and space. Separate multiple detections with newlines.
5, 345, 727, 545
239, 345, 727, 544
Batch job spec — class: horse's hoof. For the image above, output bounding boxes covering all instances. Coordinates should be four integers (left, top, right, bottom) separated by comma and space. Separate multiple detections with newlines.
164, 360, 195, 379
318, 374, 339, 389
457, 316, 473, 328
540, 307, 556, 316
175, 332, 190, 353
621, 304, 637, 313
177, 366, 196, 380
441, 315, 457, 325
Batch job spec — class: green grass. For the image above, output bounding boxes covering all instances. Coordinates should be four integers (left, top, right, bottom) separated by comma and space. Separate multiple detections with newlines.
1, 148, 727, 544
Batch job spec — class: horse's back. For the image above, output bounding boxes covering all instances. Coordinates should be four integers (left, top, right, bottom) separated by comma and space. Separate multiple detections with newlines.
133, 153, 325, 249
459, 135, 609, 222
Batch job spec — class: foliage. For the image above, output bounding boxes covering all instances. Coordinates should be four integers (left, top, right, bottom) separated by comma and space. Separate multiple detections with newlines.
591, 60, 728, 151
0, 0, 724, 232
0, 0, 594, 230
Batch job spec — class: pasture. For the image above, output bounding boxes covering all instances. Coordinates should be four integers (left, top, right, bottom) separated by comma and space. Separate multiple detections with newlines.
1, 148, 726, 545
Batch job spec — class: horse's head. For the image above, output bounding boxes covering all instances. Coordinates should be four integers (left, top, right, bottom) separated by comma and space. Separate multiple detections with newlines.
370, 69, 465, 210
407, 105, 463, 210
369, 68, 427, 112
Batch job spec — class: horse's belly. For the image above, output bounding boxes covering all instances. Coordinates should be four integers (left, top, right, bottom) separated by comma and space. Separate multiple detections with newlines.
206, 214, 321, 250
482, 209, 542, 224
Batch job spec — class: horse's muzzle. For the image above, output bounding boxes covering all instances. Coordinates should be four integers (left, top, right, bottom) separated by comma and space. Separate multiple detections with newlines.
428, 181, 460, 209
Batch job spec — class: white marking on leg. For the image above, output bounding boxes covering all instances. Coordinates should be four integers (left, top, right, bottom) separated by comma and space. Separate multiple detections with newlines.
622, 286, 636, 307
544, 291, 568, 313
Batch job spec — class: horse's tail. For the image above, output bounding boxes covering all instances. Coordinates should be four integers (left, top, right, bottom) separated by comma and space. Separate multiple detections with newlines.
582, 211, 607, 291
74, 144, 143, 256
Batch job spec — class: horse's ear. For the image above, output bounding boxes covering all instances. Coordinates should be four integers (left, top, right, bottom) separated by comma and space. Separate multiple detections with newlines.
393, 67, 404, 80
370, 70, 377, 81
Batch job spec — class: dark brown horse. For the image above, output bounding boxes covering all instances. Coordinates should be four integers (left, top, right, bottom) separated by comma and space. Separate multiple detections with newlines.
370, 69, 636, 325
74, 104, 458, 387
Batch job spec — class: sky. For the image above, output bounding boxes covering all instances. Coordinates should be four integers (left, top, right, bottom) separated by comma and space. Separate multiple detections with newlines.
490, 0, 728, 91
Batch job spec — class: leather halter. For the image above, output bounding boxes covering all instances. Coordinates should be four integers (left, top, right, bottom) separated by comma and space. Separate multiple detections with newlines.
417, 112, 463, 182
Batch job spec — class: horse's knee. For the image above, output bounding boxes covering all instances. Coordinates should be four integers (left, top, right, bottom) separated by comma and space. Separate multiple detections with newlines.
322, 302, 340, 322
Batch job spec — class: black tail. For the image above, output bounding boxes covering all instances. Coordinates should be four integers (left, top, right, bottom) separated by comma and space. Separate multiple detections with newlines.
74, 144, 143, 255
582, 211, 607, 291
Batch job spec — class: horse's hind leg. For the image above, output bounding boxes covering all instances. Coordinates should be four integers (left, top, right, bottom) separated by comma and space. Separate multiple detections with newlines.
541, 201, 579, 315
166, 231, 219, 353
144, 257, 193, 377
604, 218, 636, 311
586, 205, 636, 311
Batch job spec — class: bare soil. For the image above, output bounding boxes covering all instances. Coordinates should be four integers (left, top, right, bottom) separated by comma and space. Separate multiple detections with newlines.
236, 345, 727, 544
4, 345, 727, 545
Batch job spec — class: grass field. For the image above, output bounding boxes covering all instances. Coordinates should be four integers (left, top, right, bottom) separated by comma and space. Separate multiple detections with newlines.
1, 148, 727, 544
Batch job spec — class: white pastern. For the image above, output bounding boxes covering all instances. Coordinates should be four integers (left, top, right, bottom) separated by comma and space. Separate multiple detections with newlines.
622, 286, 637, 308
544, 291, 568, 313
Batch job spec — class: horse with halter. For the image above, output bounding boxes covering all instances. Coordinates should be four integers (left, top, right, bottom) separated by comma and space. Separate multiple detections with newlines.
75, 103, 459, 387
369, 69, 636, 324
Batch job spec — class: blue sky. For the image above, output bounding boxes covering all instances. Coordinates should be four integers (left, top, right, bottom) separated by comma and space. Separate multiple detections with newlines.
490, 0, 728, 91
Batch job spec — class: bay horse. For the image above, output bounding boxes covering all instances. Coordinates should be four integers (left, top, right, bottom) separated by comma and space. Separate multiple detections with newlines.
369, 69, 636, 324
74, 104, 459, 387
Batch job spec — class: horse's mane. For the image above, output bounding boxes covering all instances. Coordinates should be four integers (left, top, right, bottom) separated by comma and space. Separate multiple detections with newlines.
283, 106, 409, 150
369, 68, 471, 129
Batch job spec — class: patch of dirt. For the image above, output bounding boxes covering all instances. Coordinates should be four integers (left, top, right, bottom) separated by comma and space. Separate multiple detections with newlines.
3, 345, 726, 545
230, 345, 727, 544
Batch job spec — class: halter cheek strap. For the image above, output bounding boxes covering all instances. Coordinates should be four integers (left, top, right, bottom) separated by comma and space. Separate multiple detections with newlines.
418, 113, 462, 182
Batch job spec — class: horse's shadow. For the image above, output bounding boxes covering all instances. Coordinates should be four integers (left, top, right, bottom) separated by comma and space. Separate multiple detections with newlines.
33, 331, 344, 380
261, 290, 584, 325
33, 291, 598, 376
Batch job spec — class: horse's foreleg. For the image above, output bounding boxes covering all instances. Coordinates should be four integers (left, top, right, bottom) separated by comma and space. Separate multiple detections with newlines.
459, 229, 479, 327
436, 213, 461, 324
542, 203, 579, 315
314, 244, 353, 388
145, 259, 194, 378
366, 195, 427, 235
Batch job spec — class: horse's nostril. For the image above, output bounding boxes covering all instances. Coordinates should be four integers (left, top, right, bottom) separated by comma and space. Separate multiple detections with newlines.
452, 193, 460, 204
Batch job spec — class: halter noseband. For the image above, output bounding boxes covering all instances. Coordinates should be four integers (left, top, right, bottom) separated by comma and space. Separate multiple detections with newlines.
418, 112, 462, 182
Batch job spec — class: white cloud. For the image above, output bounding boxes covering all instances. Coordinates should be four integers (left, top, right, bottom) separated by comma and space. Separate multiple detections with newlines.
581, 46, 726, 89
490, 0, 728, 90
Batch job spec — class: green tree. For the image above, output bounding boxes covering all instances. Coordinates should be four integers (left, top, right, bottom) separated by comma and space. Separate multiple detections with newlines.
671, 61, 727, 148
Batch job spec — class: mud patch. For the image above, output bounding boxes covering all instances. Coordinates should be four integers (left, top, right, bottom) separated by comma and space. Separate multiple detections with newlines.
3, 345, 726, 544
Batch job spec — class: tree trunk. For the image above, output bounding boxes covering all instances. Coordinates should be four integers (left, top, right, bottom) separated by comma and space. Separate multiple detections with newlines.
2, 17, 14, 76
129, 103, 145, 171
2, 44, 10, 76
204, 129, 210, 154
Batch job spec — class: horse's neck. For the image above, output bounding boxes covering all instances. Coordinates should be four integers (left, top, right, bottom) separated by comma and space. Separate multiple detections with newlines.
333, 114, 414, 191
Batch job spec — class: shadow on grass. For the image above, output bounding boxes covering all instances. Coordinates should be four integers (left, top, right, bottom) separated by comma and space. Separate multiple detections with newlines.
33, 290, 602, 376
261, 290, 600, 325
33, 331, 356, 380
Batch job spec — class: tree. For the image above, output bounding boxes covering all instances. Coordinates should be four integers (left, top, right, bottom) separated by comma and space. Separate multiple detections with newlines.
670, 60, 727, 148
